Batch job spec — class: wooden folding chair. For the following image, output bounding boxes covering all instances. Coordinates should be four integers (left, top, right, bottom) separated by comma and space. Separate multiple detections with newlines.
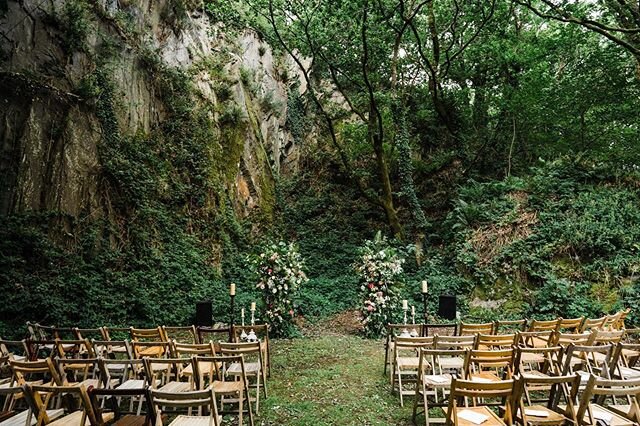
149, 388, 221, 426
231, 325, 271, 377
412, 347, 467, 426
494, 320, 528, 335
88, 386, 156, 426
217, 342, 266, 413
514, 346, 564, 378
142, 358, 193, 393
97, 358, 149, 416
459, 322, 495, 336
25, 383, 103, 425
0, 384, 60, 426
130, 341, 170, 361
391, 336, 434, 406
517, 331, 555, 351
384, 324, 418, 376
0, 340, 29, 363
445, 378, 517, 426
130, 329, 167, 358
514, 373, 581, 426
475, 334, 517, 350
193, 355, 254, 426
434, 335, 477, 372
561, 344, 615, 387
463, 348, 514, 383
559, 317, 585, 333
5, 358, 62, 412
609, 343, 640, 380
56, 358, 112, 390
575, 374, 640, 425
172, 342, 217, 387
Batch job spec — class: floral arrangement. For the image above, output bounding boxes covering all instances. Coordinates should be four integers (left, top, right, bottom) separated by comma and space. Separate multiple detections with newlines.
354, 231, 405, 338
252, 241, 308, 337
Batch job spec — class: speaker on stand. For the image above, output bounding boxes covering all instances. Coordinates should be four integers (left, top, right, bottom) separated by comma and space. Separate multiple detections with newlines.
438, 295, 457, 320
195, 301, 213, 327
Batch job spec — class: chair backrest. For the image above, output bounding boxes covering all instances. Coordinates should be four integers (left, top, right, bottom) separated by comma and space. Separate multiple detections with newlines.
217, 341, 261, 356
494, 319, 528, 334
528, 318, 561, 333
418, 348, 467, 373
149, 388, 220, 425
55, 339, 96, 358
51, 327, 76, 340
172, 341, 216, 358
24, 339, 58, 360
130, 327, 166, 342
514, 345, 564, 376
422, 323, 457, 337
576, 374, 640, 424
558, 317, 585, 333
98, 357, 144, 384
143, 357, 192, 387
561, 343, 614, 377
476, 333, 517, 350
552, 331, 595, 347
434, 334, 477, 350
162, 326, 197, 344
580, 316, 606, 332
26, 322, 55, 340
394, 336, 434, 349
515, 330, 554, 348
459, 321, 494, 336
515, 373, 581, 422
446, 378, 516, 425
27, 383, 99, 425
9, 358, 62, 386
0, 339, 29, 359
592, 329, 625, 346
616, 308, 631, 330
89, 386, 155, 425
464, 348, 515, 379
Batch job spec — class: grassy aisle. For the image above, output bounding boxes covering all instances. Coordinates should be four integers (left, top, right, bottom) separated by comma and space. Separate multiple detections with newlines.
256, 334, 416, 425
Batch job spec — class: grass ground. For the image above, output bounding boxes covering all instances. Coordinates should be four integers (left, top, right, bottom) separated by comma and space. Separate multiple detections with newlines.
252, 312, 418, 425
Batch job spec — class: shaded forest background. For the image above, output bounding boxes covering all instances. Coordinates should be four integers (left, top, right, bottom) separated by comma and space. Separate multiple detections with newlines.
1, 0, 639, 337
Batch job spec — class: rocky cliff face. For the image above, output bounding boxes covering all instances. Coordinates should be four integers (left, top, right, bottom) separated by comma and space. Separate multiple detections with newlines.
0, 0, 300, 223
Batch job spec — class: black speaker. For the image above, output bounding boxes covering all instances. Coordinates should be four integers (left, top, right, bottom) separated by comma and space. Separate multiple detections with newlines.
195, 301, 212, 326
438, 295, 457, 320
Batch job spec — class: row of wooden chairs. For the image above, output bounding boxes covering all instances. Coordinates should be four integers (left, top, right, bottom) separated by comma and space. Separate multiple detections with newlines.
411, 341, 640, 425
18, 323, 271, 377
391, 330, 639, 406
1, 340, 267, 425
1, 381, 225, 426
423, 373, 640, 426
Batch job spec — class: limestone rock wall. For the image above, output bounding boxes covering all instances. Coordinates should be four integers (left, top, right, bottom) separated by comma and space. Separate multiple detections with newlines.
0, 0, 300, 222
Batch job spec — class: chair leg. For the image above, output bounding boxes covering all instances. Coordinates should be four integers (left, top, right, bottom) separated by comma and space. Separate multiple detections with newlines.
238, 390, 243, 426
398, 369, 404, 407
255, 373, 260, 413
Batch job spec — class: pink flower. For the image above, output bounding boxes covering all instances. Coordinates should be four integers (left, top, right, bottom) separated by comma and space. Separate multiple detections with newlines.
289, 309, 294, 316
368, 283, 375, 290
366, 305, 374, 312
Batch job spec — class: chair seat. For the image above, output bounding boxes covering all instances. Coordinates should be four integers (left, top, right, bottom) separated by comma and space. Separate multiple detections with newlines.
211, 380, 243, 394
423, 374, 453, 387
168, 415, 222, 425
396, 357, 421, 369
618, 366, 640, 379
522, 371, 551, 379
0, 408, 64, 426
469, 372, 502, 383
137, 347, 164, 357
455, 406, 506, 426
182, 361, 220, 377
227, 362, 260, 375
47, 410, 85, 426
438, 356, 464, 369
577, 404, 634, 426
158, 381, 191, 393
520, 353, 546, 364
117, 379, 147, 390
522, 404, 566, 424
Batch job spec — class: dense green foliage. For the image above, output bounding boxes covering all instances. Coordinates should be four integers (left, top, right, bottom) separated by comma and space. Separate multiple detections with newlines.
1, 0, 639, 337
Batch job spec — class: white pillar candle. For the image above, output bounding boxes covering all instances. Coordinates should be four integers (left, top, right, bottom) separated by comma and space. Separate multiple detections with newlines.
250, 301, 256, 311
402, 299, 408, 310
421, 280, 428, 293
411, 306, 415, 316
230, 283, 236, 296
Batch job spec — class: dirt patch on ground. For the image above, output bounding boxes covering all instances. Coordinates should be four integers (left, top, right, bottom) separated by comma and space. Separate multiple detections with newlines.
299, 310, 364, 337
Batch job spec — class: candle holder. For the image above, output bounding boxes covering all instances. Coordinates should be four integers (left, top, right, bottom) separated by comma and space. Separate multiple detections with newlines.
229, 285, 236, 342
410, 307, 418, 337
247, 306, 257, 342
401, 305, 410, 337
422, 292, 429, 323
240, 309, 248, 340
